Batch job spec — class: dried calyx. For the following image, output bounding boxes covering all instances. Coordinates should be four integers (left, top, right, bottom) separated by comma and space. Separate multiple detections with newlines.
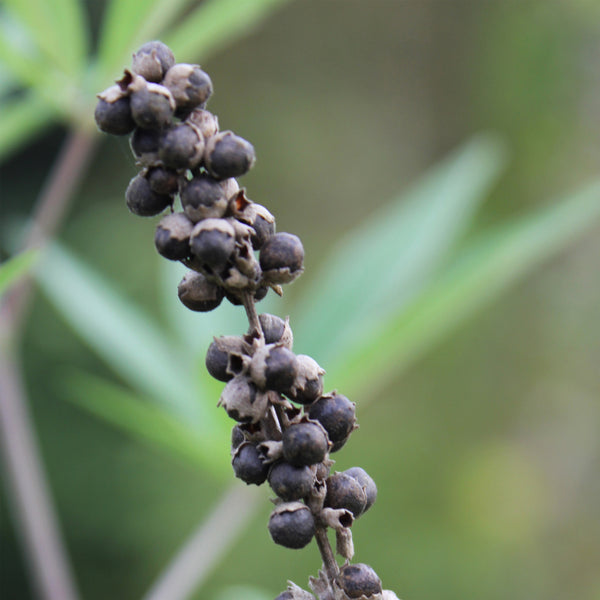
95, 39, 398, 600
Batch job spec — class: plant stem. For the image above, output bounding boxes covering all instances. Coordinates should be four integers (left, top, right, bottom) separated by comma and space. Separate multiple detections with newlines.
315, 527, 339, 583
242, 291, 262, 339
0, 127, 97, 600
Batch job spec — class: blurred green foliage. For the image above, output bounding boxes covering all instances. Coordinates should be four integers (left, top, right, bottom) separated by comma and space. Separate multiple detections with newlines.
1, 1, 599, 600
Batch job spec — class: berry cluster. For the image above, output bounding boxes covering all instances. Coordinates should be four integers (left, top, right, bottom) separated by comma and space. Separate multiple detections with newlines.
95, 41, 398, 600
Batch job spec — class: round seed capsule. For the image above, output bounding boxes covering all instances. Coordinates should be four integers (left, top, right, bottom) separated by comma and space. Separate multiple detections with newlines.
258, 313, 293, 347
130, 127, 161, 163
205, 335, 246, 382
259, 232, 304, 284
130, 82, 175, 130
286, 354, 324, 405
232, 442, 269, 485
219, 376, 267, 423
204, 131, 256, 180
268, 503, 315, 549
325, 472, 367, 517
224, 285, 268, 306
181, 174, 228, 222
268, 461, 314, 501
337, 563, 382, 599
249, 344, 298, 393
154, 212, 193, 260
177, 271, 223, 312
125, 173, 172, 216
186, 108, 219, 139
345, 467, 377, 513
189, 218, 236, 272
132, 41, 175, 82
231, 424, 245, 452
163, 64, 213, 113
159, 123, 204, 169
94, 87, 135, 135
282, 421, 329, 467
146, 166, 179, 195
308, 394, 356, 451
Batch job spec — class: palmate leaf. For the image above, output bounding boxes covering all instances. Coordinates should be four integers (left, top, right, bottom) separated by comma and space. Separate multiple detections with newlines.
0, 250, 38, 298
35, 243, 223, 438
61, 370, 229, 477
327, 179, 600, 399
294, 135, 507, 364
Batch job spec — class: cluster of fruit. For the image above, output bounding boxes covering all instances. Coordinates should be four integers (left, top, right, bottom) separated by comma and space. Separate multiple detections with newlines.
95, 40, 398, 600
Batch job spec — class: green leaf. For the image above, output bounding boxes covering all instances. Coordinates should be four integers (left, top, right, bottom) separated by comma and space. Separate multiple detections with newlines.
61, 370, 229, 477
0, 93, 55, 162
165, 0, 292, 62
1, 0, 88, 77
0, 250, 38, 298
328, 179, 600, 398
35, 243, 221, 436
295, 135, 507, 363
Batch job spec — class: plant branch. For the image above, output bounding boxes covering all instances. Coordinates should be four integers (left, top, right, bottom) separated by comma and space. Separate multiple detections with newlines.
143, 484, 263, 600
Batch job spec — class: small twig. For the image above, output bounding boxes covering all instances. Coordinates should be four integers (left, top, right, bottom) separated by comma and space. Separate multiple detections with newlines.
314, 527, 339, 583
143, 484, 262, 600
241, 291, 262, 340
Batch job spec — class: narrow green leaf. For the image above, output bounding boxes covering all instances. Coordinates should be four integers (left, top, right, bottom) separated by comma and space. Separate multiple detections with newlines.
0, 250, 38, 298
295, 135, 507, 362
0, 94, 55, 162
328, 179, 600, 399
165, 0, 292, 62
36, 243, 219, 434
62, 371, 229, 477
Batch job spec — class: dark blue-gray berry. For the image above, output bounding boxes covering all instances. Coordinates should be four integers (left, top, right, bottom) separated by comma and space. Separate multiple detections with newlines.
268, 503, 315, 549
130, 81, 175, 130
189, 218, 236, 272
205, 335, 246, 382
158, 123, 204, 169
337, 563, 382, 599
258, 313, 293, 347
125, 173, 172, 216
177, 271, 223, 312
181, 174, 228, 222
132, 41, 175, 82
94, 88, 135, 135
268, 461, 314, 501
231, 424, 245, 451
163, 63, 213, 113
232, 442, 269, 485
345, 467, 377, 513
325, 472, 367, 517
130, 127, 161, 163
204, 131, 256, 180
286, 354, 324, 405
308, 394, 356, 452
249, 344, 298, 393
224, 285, 268, 306
154, 212, 193, 260
282, 421, 329, 467
146, 166, 179, 195
259, 232, 304, 284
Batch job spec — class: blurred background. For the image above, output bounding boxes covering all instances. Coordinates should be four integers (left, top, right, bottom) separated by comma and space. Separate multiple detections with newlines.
1, 1, 600, 599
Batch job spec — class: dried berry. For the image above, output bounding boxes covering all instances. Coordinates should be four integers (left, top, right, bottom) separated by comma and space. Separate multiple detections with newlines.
325, 472, 367, 517
131, 41, 175, 82
130, 127, 161, 163
94, 86, 135, 135
159, 123, 204, 169
260, 232, 304, 284
337, 563, 382, 599
125, 173, 172, 216
268, 461, 314, 501
308, 393, 356, 452
249, 344, 298, 393
231, 424, 245, 452
258, 313, 293, 347
146, 166, 179, 195
232, 442, 269, 485
181, 174, 229, 222
268, 503, 315, 549
130, 81, 175, 130
286, 354, 324, 405
177, 271, 223, 312
345, 467, 377, 513
218, 375, 267, 423
154, 212, 193, 260
224, 285, 268, 306
186, 108, 219, 139
189, 218, 236, 272
163, 63, 213, 114
205, 335, 246, 382
282, 421, 329, 467
204, 131, 256, 179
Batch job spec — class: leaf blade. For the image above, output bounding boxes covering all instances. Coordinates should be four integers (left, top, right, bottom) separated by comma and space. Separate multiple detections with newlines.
0, 250, 38, 298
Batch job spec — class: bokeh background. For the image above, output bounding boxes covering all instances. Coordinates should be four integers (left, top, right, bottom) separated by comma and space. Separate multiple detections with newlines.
1, 1, 600, 599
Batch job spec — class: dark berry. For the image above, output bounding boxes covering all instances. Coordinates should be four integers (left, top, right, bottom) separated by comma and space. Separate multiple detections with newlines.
219, 376, 266, 423
224, 285, 268, 306
249, 344, 298, 393
94, 91, 135, 135
232, 442, 269, 485
308, 394, 356, 451
258, 313, 293, 347
181, 174, 228, 222
177, 271, 223, 311
154, 212, 193, 260
163, 64, 213, 113
159, 123, 204, 169
325, 472, 367, 517
286, 354, 324, 405
125, 173, 172, 216
268, 461, 314, 501
204, 131, 255, 179
130, 82, 175, 129
130, 127, 161, 162
186, 108, 219, 139
132, 41, 175, 82
268, 503, 315, 549
146, 166, 179, 195
189, 218, 236, 272
259, 232, 304, 284
282, 421, 329, 466
345, 467, 377, 513
337, 563, 382, 599
231, 424, 245, 451
205, 335, 245, 382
